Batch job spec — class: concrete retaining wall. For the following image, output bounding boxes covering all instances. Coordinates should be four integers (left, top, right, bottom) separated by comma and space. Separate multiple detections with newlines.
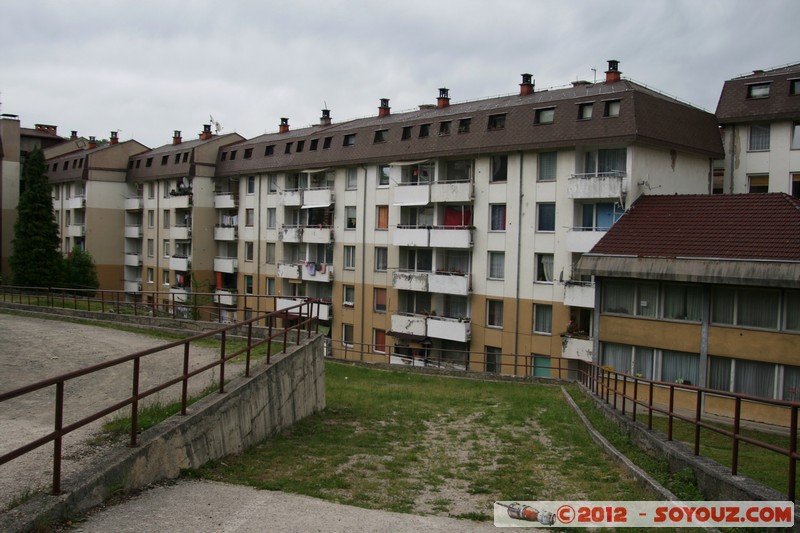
1, 335, 326, 533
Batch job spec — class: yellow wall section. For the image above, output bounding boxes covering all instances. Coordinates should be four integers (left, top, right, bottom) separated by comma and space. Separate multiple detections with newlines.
600, 315, 702, 353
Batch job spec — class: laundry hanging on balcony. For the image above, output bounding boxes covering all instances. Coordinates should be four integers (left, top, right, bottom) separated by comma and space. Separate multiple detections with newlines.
306, 261, 316, 276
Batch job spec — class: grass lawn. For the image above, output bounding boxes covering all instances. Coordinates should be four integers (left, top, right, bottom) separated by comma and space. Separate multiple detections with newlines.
189, 361, 661, 520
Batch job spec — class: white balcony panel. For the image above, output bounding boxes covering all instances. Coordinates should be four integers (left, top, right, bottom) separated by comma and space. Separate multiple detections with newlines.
214, 193, 236, 209
431, 181, 472, 203
124, 253, 142, 267
124, 197, 143, 210
169, 256, 190, 272
391, 313, 428, 337
426, 316, 470, 342
281, 226, 303, 243
561, 336, 593, 362
429, 228, 472, 249
563, 282, 595, 308
565, 229, 605, 254
303, 188, 334, 208
277, 262, 302, 279
123, 280, 141, 293
168, 194, 191, 209
302, 226, 333, 244
276, 297, 331, 321
392, 271, 429, 292
282, 190, 303, 206
214, 290, 238, 306
567, 174, 626, 199
169, 287, 189, 303
66, 196, 86, 209
124, 225, 142, 239
428, 273, 470, 296
301, 263, 334, 282
392, 184, 430, 206
393, 227, 429, 247
66, 224, 85, 237
214, 226, 238, 241
171, 225, 191, 241
213, 257, 238, 274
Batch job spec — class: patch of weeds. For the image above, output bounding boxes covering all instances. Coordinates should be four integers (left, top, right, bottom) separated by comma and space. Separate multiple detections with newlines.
4, 487, 37, 511
451, 511, 491, 521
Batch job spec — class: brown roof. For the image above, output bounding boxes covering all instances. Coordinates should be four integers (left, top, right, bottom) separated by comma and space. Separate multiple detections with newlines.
216, 80, 723, 177
715, 62, 800, 124
589, 193, 800, 262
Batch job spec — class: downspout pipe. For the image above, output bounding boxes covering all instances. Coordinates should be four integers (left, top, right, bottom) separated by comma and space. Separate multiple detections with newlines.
513, 153, 524, 368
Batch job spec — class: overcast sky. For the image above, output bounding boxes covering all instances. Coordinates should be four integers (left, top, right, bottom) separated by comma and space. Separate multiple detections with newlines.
1, 0, 798, 148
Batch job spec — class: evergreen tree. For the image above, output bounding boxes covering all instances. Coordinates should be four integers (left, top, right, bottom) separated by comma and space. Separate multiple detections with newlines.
10, 147, 63, 287
63, 246, 99, 292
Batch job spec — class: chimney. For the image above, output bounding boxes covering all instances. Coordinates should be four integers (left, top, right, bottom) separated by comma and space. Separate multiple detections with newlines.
172, 130, 182, 144
279, 118, 290, 134
378, 98, 391, 118
320, 109, 332, 127
110, 131, 119, 145
88, 136, 97, 149
605, 59, 621, 83
437, 88, 450, 108
200, 124, 213, 140
70, 130, 78, 140
519, 73, 535, 96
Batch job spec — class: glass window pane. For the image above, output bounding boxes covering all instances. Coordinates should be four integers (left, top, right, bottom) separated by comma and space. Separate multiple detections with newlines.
737, 288, 779, 329
537, 203, 555, 231
734, 359, 774, 399
601, 343, 632, 374
708, 356, 731, 391
661, 350, 698, 385
603, 279, 635, 315
538, 152, 557, 181
711, 287, 735, 324
637, 282, 658, 317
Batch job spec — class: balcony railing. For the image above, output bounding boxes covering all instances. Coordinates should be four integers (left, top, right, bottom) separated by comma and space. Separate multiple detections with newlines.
430, 180, 472, 203
171, 224, 191, 241
302, 226, 333, 244
65, 196, 86, 209
124, 253, 142, 267
429, 226, 472, 248
561, 334, 593, 361
280, 226, 303, 243
124, 196, 143, 210
214, 225, 238, 241
213, 192, 237, 209
567, 171, 626, 199
282, 189, 303, 206
426, 315, 471, 342
390, 313, 428, 337
213, 256, 238, 274
302, 188, 334, 208
563, 281, 595, 308
66, 224, 85, 237
213, 289, 238, 306
393, 225, 429, 247
276, 297, 332, 321
124, 225, 142, 239
123, 279, 142, 293
169, 255, 191, 272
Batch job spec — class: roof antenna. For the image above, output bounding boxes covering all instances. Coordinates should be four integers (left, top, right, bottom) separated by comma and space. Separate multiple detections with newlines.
591, 68, 597, 83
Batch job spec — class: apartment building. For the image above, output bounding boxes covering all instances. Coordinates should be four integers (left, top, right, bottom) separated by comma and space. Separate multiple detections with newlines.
214, 60, 723, 374
578, 193, 800, 423
124, 126, 244, 311
46, 133, 149, 289
715, 62, 800, 195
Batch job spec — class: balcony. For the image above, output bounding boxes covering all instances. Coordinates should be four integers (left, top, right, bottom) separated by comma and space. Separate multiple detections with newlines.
280, 226, 303, 243
282, 189, 303, 206
124, 253, 142, 267
392, 270, 429, 292
169, 255, 191, 272
168, 193, 191, 209
393, 226, 429, 247
214, 192, 237, 209
391, 313, 428, 337
124, 197, 143, 210
428, 271, 470, 296
169, 286, 189, 303
431, 180, 472, 203
213, 256, 238, 274
123, 279, 141, 293
66, 224, 85, 237
214, 225, 238, 241
565, 228, 605, 254
65, 196, 86, 209
567, 171, 626, 199
426, 315, 471, 342
276, 297, 332, 321
302, 226, 333, 244
429, 227, 472, 249
277, 262, 302, 280
214, 289, 238, 306
561, 335, 593, 362
171, 224, 191, 241
124, 225, 142, 239
301, 262, 334, 283
392, 184, 430, 206
563, 281, 595, 308
303, 188, 334, 208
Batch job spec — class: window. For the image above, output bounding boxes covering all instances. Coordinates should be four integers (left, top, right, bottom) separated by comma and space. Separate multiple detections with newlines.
792, 122, 800, 150
162, 270, 170, 286
661, 350, 699, 386
242, 148, 253, 160
374, 129, 388, 143
266, 242, 275, 264
791, 79, 800, 96
173, 153, 181, 164
578, 102, 593, 120
345, 206, 357, 229
147, 239, 154, 257
491, 155, 507, 182
581, 202, 622, 230
711, 286, 780, 329
147, 210, 154, 228
378, 165, 390, 186
373, 329, 386, 353
161, 155, 168, 165
245, 275, 253, 295
401, 126, 412, 140
488, 252, 505, 279
487, 114, 506, 130
485, 346, 501, 373
284, 143, 293, 154
266, 277, 276, 295
147, 268, 154, 284
537, 203, 555, 231
748, 174, 769, 193
163, 240, 170, 257
163, 210, 170, 229
344, 245, 356, 270
419, 124, 430, 138
375, 247, 388, 271
147, 182, 155, 199
604, 100, 621, 117
245, 241, 254, 262
662, 284, 703, 321
310, 139, 318, 151
247, 176, 256, 194
374, 288, 387, 312
487, 300, 503, 327
264, 145, 275, 156
533, 354, 551, 377
296, 140, 304, 153
793, 174, 800, 199
146, 157, 153, 167
533, 304, 553, 334
346, 168, 358, 190
534, 107, 555, 124
268, 174, 277, 193
342, 324, 354, 348
535, 254, 554, 283
267, 208, 276, 229
747, 82, 771, 98
343, 134, 356, 147
458, 118, 471, 133
323, 137, 332, 149
230, 150, 237, 160
344, 286, 355, 307
490, 204, 506, 231
538, 151, 557, 181
376, 205, 389, 230
245, 208, 254, 227
438, 121, 451, 135
749, 124, 770, 151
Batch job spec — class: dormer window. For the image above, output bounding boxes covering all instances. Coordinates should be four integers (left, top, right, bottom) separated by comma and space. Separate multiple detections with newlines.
789, 79, 800, 96
343, 134, 356, 147
438, 121, 451, 135
419, 124, 430, 138
374, 129, 388, 143
578, 102, 594, 120
604, 100, 621, 117
534, 107, 556, 125
747, 82, 771, 99
487, 114, 506, 131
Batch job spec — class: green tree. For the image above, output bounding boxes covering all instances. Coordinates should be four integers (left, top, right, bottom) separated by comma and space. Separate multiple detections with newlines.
10, 146, 63, 287
63, 246, 99, 293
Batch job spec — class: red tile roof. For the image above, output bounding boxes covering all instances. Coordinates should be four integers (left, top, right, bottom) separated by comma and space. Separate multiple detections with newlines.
590, 193, 800, 261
